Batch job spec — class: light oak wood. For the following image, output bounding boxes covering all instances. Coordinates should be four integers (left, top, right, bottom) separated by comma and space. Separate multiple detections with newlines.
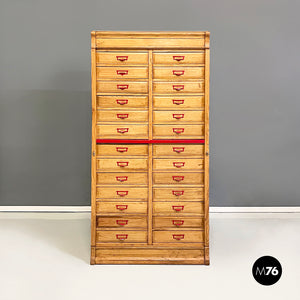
96, 230, 147, 243
153, 158, 204, 171
153, 217, 204, 229
153, 95, 204, 110
96, 52, 148, 65
96, 187, 148, 199
97, 144, 148, 156
153, 144, 204, 157
96, 158, 148, 172
153, 172, 204, 185
97, 81, 148, 94
96, 201, 147, 215
97, 216, 147, 228
153, 124, 204, 139
153, 52, 205, 64
153, 110, 204, 124
97, 124, 148, 139
153, 230, 204, 243
97, 110, 148, 123
153, 201, 204, 215
97, 66, 148, 79
153, 187, 204, 200
153, 67, 204, 80
153, 81, 204, 94
97, 96, 148, 109
96, 172, 148, 185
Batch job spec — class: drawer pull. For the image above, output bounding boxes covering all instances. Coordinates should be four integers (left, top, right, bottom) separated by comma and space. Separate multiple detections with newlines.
116, 56, 128, 62
117, 161, 129, 167
117, 128, 129, 134
172, 220, 184, 227
116, 99, 128, 105
116, 234, 128, 241
116, 204, 128, 211
173, 162, 185, 168
172, 205, 184, 212
172, 176, 184, 182
172, 190, 184, 196
117, 84, 129, 90
117, 113, 129, 119
116, 70, 128, 76
173, 147, 185, 153
173, 114, 184, 119
173, 128, 184, 134
116, 220, 128, 226
172, 99, 184, 105
116, 147, 128, 153
116, 190, 129, 196
173, 234, 185, 240
116, 176, 128, 182
173, 70, 185, 76
173, 85, 184, 91
173, 55, 185, 61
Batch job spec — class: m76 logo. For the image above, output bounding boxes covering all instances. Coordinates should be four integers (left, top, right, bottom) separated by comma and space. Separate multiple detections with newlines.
255, 266, 279, 276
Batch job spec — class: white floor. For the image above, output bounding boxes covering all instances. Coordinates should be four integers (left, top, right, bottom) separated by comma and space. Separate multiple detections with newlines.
0, 212, 299, 300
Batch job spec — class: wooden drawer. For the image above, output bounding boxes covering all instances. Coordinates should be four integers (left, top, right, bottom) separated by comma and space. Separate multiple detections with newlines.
97, 110, 148, 123
153, 230, 204, 243
153, 217, 204, 229
96, 230, 147, 243
96, 52, 148, 65
153, 96, 204, 110
97, 124, 148, 139
153, 172, 204, 185
153, 82, 204, 94
96, 201, 147, 214
153, 52, 205, 65
96, 158, 148, 172
97, 66, 148, 79
153, 158, 204, 171
153, 202, 204, 215
153, 125, 204, 139
96, 172, 148, 185
153, 187, 204, 201
153, 144, 204, 157
96, 187, 148, 199
153, 110, 204, 124
97, 81, 148, 94
153, 67, 204, 80
97, 144, 148, 156
97, 96, 148, 109
97, 216, 147, 228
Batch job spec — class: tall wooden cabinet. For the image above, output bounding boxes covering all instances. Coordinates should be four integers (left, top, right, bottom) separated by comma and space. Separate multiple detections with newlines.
91, 31, 210, 264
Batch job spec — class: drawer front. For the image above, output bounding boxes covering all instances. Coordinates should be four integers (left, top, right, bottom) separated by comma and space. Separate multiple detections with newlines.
153, 230, 204, 243
96, 52, 148, 65
153, 217, 204, 229
97, 216, 147, 228
97, 81, 148, 94
97, 144, 148, 156
96, 202, 147, 214
153, 172, 204, 185
153, 158, 204, 171
153, 96, 204, 109
97, 230, 147, 243
97, 158, 148, 172
153, 52, 205, 65
96, 172, 148, 185
153, 187, 204, 200
153, 144, 204, 157
97, 124, 148, 139
97, 96, 148, 109
96, 187, 148, 199
97, 110, 148, 123
97, 66, 148, 79
153, 82, 204, 94
153, 67, 204, 80
153, 110, 204, 124
153, 202, 204, 215
153, 125, 204, 139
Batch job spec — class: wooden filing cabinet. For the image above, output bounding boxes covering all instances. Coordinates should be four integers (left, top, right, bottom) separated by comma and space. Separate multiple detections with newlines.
91, 31, 210, 264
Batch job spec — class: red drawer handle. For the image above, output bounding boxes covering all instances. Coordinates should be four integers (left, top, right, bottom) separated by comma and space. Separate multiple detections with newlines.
116, 147, 128, 153
173, 114, 184, 119
172, 205, 184, 212
173, 162, 185, 168
173, 85, 184, 91
116, 99, 128, 105
173, 128, 184, 134
116, 234, 128, 240
117, 113, 129, 119
117, 84, 129, 90
116, 190, 129, 196
173, 147, 185, 153
117, 128, 129, 134
116, 220, 128, 226
116, 204, 128, 211
116, 176, 128, 182
173, 56, 185, 61
173, 234, 185, 240
116, 56, 128, 62
172, 176, 184, 182
116, 70, 128, 76
173, 70, 185, 76
172, 190, 184, 196
172, 99, 184, 105
117, 161, 129, 167
172, 220, 184, 227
